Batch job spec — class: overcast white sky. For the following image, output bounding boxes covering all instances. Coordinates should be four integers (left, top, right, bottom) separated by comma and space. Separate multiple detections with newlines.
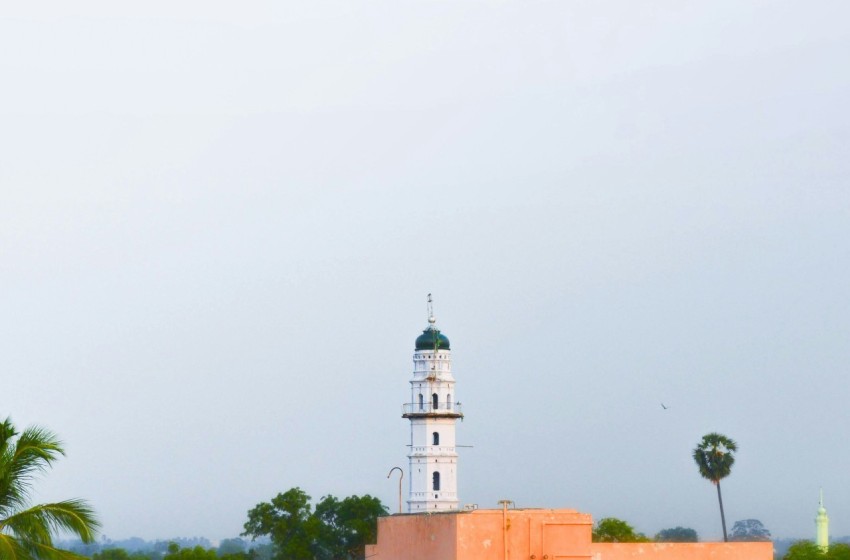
2, 0, 849, 544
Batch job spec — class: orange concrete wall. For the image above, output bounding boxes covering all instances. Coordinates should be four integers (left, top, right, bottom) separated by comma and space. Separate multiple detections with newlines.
365, 512, 457, 560
367, 509, 593, 560
366, 510, 773, 560
590, 542, 773, 560
455, 509, 592, 560
454, 510, 505, 560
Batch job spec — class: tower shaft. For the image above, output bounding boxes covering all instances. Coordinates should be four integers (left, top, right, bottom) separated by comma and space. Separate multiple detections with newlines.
403, 321, 462, 513
816, 490, 829, 552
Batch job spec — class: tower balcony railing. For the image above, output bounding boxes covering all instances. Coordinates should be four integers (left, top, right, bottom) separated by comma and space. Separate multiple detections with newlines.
402, 402, 463, 417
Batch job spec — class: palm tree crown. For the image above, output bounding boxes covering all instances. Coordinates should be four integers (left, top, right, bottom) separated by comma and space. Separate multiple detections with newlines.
693, 432, 737, 484
0, 417, 100, 560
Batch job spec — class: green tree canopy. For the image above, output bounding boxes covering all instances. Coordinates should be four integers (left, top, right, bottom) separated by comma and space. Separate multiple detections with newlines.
0, 417, 100, 560
829, 544, 850, 560
313, 494, 385, 559
729, 518, 771, 541
693, 432, 737, 541
242, 543, 272, 560
242, 488, 387, 560
779, 541, 850, 560
217, 539, 246, 557
94, 550, 132, 560
591, 518, 650, 543
784, 540, 825, 560
92, 549, 158, 560
164, 545, 217, 560
655, 526, 698, 542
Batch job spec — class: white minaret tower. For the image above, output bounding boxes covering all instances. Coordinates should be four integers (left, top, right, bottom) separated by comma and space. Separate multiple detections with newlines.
403, 295, 463, 513
816, 489, 829, 552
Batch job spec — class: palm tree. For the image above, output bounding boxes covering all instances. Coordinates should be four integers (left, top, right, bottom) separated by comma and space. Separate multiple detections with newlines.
0, 417, 100, 560
693, 432, 737, 542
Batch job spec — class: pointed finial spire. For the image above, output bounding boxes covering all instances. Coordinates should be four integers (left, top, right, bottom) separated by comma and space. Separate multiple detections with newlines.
427, 293, 436, 326
818, 488, 827, 515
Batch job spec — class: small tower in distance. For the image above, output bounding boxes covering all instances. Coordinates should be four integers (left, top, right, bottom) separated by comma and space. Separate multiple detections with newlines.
816, 489, 829, 552
402, 295, 463, 513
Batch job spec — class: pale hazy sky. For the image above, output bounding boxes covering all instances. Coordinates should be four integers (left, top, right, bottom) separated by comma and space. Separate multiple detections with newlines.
2, 0, 849, 544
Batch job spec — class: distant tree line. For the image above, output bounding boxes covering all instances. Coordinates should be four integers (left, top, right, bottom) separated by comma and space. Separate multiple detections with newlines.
594, 517, 850, 560
592, 517, 771, 544
60, 486, 387, 560
781, 541, 850, 560
61, 537, 270, 560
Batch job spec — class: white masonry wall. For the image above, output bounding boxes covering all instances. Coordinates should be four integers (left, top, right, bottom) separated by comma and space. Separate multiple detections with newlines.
406, 347, 460, 513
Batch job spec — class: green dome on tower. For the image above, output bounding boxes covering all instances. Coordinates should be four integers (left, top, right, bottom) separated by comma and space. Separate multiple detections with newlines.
415, 325, 450, 351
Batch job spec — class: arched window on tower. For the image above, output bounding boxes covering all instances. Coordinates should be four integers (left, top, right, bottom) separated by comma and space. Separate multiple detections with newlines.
447, 394, 452, 410
433, 432, 439, 445
418, 393, 424, 411
432, 471, 440, 491
432, 393, 439, 410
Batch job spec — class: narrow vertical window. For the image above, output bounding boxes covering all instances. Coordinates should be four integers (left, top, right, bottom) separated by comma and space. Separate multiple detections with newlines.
447, 394, 452, 410
432, 393, 439, 410
418, 393, 424, 411
433, 471, 441, 491
433, 432, 439, 445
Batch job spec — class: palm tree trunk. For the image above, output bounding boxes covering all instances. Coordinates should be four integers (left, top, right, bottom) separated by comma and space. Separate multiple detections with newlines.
716, 481, 728, 542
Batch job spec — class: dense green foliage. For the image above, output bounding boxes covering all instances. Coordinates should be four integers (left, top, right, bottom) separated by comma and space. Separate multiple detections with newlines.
93, 550, 132, 560
0, 417, 100, 560
216, 539, 246, 557
591, 518, 650, 543
783, 542, 850, 560
242, 487, 387, 560
67, 537, 265, 560
92, 543, 253, 560
92, 549, 154, 560
693, 432, 737, 541
784, 541, 824, 560
164, 545, 217, 560
829, 544, 850, 560
729, 518, 771, 541
654, 526, 698, 542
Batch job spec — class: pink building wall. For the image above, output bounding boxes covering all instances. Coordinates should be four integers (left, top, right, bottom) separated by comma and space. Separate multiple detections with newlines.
455, 509, 591, 560
365, 512, 457, 559
365, 509, 772, 560
591, 542, 773, 559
